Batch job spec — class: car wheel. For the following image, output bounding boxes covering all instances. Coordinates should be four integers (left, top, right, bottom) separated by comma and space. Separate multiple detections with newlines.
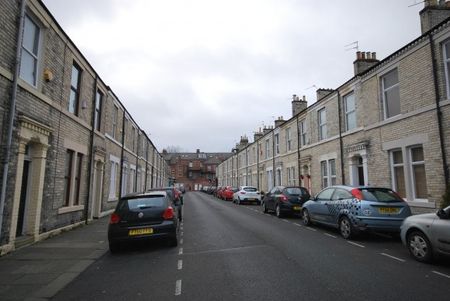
262, 202, 268, 213
302, 209, 311, 226
407, 230, 433, 263
276, 204, 283, 218
237, 198, 241, 205
109, 241, 121, 254
339, 216, 354, 239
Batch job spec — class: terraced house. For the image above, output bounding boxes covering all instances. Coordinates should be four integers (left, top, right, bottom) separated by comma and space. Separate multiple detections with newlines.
217, 0, 450, 213
0, 0, 169, 255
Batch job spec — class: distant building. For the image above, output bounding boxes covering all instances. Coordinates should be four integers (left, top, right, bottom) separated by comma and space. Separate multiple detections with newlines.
163, 149, 232, 190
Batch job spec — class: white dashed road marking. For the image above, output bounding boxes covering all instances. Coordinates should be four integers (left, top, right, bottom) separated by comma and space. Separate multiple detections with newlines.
178, 260, 183, 270
293, 223, 303, 227
178, 248, 183, 255
324, 233, 337, 238
180, 238, 183, 245
306, 227, 317, 232
380, 253, 405, 262
282, 219, 290, 223
432, 271, 450, 279
347, 241, 365, 248
175, 280, 182, 296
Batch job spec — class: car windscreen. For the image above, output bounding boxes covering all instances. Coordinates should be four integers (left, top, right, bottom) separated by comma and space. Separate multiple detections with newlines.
120, 196, 166, 211
361, 188, 404, 203
243, 187, 257, 192
285, 187, 308, 196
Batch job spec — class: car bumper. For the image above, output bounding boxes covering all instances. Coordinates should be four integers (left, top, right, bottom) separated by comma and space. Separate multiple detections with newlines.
108, 220, 178, 243
280, 203, 303, 214
354, 216, 405, 232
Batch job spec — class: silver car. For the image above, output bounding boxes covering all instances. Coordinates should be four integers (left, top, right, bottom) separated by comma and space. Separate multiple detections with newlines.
400, 206, 450, 263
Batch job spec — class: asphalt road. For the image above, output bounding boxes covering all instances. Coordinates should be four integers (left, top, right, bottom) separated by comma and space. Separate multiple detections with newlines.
53, 191, 450, 301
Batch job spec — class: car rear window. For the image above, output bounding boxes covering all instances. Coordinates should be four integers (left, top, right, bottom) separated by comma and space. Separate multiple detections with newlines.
121, 196, 166, 211
243, 187, 257, 192
232, 188, 239, 192
285, 187, 308, 196
361, 188, 403, 203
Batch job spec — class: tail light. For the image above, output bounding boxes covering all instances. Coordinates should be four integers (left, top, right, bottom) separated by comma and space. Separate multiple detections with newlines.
280, 194, 288, 202
351, 188, 363, 201
163, 206, 174, 220
110, 213, 121, 224
240, 191, 246, 194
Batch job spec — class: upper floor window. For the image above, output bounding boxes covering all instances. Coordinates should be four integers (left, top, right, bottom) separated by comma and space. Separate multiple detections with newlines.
20, 15, 41, 86
318, 108, 327, 141
112, 105, 118, 139
265, 139, 271, 159
69, 63, 81, 115
443, 41, 450, 99
94, 90, 103, 131
275, 133, 280, 155
381, 68, 400, 119
344, 92, 356, 131
131, 127, 136, 152
300, 120, 308, 146
286, 128, 292, 151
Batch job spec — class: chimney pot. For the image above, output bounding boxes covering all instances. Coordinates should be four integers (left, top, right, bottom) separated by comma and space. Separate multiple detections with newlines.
372, 52, 376, 60
356, 51, 362, 60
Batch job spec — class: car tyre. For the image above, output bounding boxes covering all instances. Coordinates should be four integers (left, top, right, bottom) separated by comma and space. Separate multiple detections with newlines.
262, 202, 268, 213
339, 216, 354, 239
275, 204, 283, 218
302, 209, 311, 226
109, 241, 121, 254
407, 230, 433, 263
237, 198, 241, 205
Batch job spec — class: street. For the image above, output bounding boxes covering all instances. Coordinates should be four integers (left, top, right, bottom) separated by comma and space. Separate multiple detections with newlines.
53, 192, 450, 301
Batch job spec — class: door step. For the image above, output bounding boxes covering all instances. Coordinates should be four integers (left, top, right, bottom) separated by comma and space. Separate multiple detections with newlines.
14, 235, 34, 249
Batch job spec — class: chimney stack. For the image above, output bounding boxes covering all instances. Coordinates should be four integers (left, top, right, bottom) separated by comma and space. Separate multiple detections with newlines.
274, 116, 285, 128
353, 51, 379, 75
420, 0, 450, 34
292, 94, 307, 116
254, 130, 263, 142
263, 126, 273, 135
316, 88, 334, 101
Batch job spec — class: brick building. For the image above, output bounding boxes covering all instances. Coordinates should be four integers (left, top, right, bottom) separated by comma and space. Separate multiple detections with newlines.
217, 0, 450, 213
0, 0, 169, 255
163, 149, 232, 191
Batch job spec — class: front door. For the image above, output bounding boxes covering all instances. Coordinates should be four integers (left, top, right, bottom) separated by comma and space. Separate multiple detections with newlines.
16, 158, 31, 237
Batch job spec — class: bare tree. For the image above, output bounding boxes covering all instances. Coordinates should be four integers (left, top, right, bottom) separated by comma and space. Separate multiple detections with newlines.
165, 145, 184, 153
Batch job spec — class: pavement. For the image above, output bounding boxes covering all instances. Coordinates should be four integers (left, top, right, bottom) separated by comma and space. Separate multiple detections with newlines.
0, 216, 110, 301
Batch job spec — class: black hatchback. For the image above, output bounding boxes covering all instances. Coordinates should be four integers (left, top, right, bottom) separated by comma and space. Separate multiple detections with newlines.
108, 191, 180, 253
262, 186, 311, 218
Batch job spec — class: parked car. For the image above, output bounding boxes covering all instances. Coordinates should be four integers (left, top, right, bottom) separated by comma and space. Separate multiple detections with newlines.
233, 186, 262, 205
222, 186, 238, 201
108, 191, 180, 253
262, 186, 310, 218
147, 187, 183, 221
400, 205, 450, 263
302, 185, 411, 239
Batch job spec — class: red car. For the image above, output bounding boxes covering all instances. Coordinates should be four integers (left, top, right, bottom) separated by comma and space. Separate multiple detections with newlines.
222, 187, 238, 201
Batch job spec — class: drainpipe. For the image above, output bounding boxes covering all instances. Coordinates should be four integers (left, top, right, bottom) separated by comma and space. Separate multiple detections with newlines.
296, 115, 301, 185
151, 148, 155, 188
135, 132, 139, 192
118, 110, 126, 197
272, 131, 275, 187
429, 34, 449, 186
144, 140, 148, 191
0, 0, 27, 239
337, 91, 346, 185
84, 76, 98, 224
256, 140, 260, 190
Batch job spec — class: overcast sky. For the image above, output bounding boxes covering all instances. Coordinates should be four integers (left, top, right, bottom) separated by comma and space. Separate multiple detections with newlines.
42, 0, 423, 153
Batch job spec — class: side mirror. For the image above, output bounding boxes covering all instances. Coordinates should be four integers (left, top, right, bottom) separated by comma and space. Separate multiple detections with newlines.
437, 209, 449, 219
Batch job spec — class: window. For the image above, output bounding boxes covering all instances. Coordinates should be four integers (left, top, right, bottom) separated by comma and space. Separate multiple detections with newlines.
267, 170, 273, 190
276, 168, 282, 186
321, 159, 336, 189
287, 166, 296, 186
344, 92, 356, 131
381, 68, 400, 119
318, 108, 327, 141
112, 106, 118, 139
275, 134, 280, 155
410, 147, 428, 199
286, 128, 292, 151
20, 15, 41, 86
109, 159, 119, 199
69, 63, 81, 115
131, 127, 136, 152
391, 149, 406, 198
64, 150, 74, 206
443, 41, 450, 99
74, 153, 83, 205
94, 90, 103, 131
265, 139, 270, 159
300, 120, 308, 146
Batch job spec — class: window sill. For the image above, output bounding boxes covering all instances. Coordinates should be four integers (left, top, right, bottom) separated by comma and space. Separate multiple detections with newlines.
58, 205, 85, 214
108, 197, 118, 203
406, 200, 436, 209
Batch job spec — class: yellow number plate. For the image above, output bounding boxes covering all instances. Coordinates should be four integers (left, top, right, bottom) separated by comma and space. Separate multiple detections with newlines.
378, 207, 400, 214
293, 206, 302, 211
129, 228, 153, 236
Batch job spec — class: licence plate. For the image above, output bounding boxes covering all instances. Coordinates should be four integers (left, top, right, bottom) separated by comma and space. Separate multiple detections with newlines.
378, 207, 400, 214
129, 228, 153, 236
293, 206, 301, 211
247, 198, 255, 201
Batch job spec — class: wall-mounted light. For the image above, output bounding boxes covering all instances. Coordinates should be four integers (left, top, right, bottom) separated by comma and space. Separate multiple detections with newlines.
43, 68, 54, 82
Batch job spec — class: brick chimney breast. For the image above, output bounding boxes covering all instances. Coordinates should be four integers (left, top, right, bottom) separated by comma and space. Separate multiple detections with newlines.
420, 0, 450, 34
292, 94, 307, 116
353, 51, 380, 75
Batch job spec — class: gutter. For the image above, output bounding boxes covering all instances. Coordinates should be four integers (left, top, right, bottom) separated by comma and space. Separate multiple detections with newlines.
0, 0, 27, 239
429, 34, 450, 186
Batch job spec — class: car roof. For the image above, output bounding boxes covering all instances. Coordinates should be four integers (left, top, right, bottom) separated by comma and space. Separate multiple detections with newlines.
121, 191, 168, 200
321, 185, 395, 191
